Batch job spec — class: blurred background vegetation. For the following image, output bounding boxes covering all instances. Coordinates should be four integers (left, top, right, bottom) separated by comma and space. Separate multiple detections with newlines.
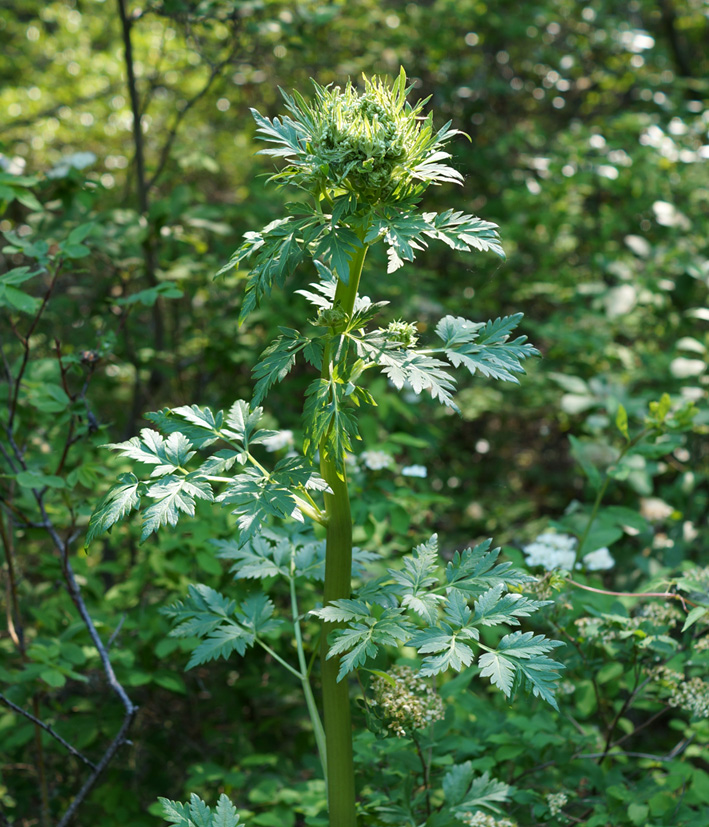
1, 0, 707, 825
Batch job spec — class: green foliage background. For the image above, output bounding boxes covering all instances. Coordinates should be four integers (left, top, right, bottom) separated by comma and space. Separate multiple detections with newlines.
1, 0, 708, 825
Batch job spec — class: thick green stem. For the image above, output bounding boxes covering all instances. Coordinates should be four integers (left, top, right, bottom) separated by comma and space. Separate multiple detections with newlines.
320, 462, 356, 825
319, 239, 368, 827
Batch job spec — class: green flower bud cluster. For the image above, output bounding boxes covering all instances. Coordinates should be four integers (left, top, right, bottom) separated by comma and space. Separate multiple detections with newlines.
311, 78, 408, 201
254, 67, 465, 205
370, 665, 444, 737
316, 306, 348, 329
381, 319, 419, 348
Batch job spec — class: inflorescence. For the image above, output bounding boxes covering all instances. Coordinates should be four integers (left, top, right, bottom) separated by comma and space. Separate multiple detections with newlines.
458, 812, 517, 827
523, 531, 614, 572
253, 68, 465, 204
370, 665, 445, 737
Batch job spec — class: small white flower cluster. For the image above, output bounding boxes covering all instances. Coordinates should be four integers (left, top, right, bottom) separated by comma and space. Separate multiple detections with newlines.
547, 792, 568, 816
459, 812, 517, 827
523, 532, 576, 570
356, 451, 428, 478
360, 450, 393, 470
575, 615, 617, 644
577, 602, 680, 645
47, 150, 97, 179
640, 497, 674, 522
685, 566, 709, 591
371, 665, 445, 737
524, 572, 556, 600
649, 665, 709, 718
523, 532, 614, 572
669, 677, 709, 719
582, 546, 615, 571
637, 602, 681, 627
401, 464, 427, 478
261, 429, 294, 452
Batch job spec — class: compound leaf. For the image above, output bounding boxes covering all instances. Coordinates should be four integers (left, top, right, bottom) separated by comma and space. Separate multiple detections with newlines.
186, 622, 255, 669
315, 225, 362, 283
388, 534, 443, 624
252, 328, 309, 406
478, 630, 564, 709
423, 210, 505, 260
106, 429, 195, 477
86, 473, 143, 545
141, 475, 213, 540
213, 794, 241, 827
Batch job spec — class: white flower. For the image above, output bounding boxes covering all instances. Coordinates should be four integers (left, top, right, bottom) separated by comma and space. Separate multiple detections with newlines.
582, 547, 614, 571
0, 154, 26, 175
47, 151, 97, 179
547, 792, 568, 816
401, 464, 427, 478
261, 429, 294, 452
536, 532, 576, 550
360, 450, 393, 470
523, 532, 577, 571
640, 497, 674, 522
652, 200, 690, 230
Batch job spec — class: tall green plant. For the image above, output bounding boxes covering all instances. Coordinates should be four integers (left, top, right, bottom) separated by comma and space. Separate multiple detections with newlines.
89, 69, 563, 826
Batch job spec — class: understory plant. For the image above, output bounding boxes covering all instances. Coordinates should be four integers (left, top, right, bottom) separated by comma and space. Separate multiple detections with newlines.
89, 69, 564, 826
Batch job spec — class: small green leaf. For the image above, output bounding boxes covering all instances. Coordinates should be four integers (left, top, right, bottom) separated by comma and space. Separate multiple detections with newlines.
443, 761, 475, 806
252, 328, 308, 406
0, 284, 41, 314
186, 622, 255, 669
410, 627, 475, 676
455, 771, 510, 815
627, 802, 649, 825
66, 222, 96, 245
616, 403, 630, 441
568, 435, 603, 491
62, 243, 91, 259
188, 793, 213, 827
683, 605, 708, 633
40, 669, 67, 688
15, 470, 66, 489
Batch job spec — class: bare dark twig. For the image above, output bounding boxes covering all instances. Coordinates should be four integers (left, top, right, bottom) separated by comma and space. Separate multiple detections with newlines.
567, 578, 696, 610
411, 734, 432, 818
116, 0, 165, 391
658, 0, 694, 79
3, 371, 138, 826
146, 42, 239, 193
35, 492, 139, 827
0, 693, 98, 770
